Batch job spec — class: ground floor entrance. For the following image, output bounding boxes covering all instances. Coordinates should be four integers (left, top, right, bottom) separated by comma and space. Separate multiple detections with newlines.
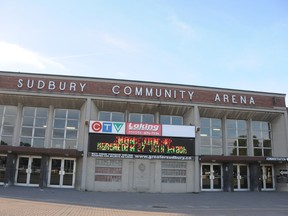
0, 154, 76, 188
15, 156, 41, 186
48, 158, 76, 188
201, 162, 275, 192
261, 164, 274, 190
233, 164, 249, 191
0, 155, 6, 185
201, 163, 222, 191
0, 153, 281, 192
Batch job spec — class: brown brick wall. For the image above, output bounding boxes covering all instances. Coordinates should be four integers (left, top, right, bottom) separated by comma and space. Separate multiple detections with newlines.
0, 73, 286, 109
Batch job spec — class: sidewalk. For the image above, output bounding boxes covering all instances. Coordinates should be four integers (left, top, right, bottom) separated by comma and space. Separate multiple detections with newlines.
1, 186, 288, 216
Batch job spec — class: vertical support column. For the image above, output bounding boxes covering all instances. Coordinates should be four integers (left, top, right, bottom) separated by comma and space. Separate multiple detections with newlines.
222, 116, 227, 156
154, 160, 161, 192
125, 110, 129, 122
250, 163, 261, 192
193, 105, 200, 193
150, 161, 156, 192
283, 111, 288, 160
80, 98, 91, 191
186, 161, 194, 192
4, 153, 17, 186
247, 119, 253, 156
39, 155, 49, 188
45, 105, 54, 148
223, 162, 234, 192
155, 111, 159, 124
12, 103, 23, 146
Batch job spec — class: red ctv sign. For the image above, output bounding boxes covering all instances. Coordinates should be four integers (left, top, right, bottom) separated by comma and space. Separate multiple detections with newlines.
126, 122, 162, 136
91, 121, 102, 132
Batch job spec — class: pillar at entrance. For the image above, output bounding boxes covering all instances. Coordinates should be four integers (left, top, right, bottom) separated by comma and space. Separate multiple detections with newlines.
249, 163, 261, 192
223, 162, 234, 192
39, 156, 49, 188
4, 153, 17, 186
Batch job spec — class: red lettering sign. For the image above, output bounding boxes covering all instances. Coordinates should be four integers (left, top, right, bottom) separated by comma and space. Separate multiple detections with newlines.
91, 121, 102, 132
126, 123, 162, 136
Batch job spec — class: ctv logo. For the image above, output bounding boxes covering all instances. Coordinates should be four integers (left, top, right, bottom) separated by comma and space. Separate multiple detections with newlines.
89, 121, 125, 134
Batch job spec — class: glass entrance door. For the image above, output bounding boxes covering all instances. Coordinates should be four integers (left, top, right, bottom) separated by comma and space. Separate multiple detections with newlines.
49, 158, 76, 188
233, 164, 249, 191
16, 156, 41, 186
201, 164, 222, 191
0, 155, 7, 184
261, 165, 274, 190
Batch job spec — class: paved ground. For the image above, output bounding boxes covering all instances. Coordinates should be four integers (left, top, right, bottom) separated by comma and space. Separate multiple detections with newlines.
1, 186, 288, 216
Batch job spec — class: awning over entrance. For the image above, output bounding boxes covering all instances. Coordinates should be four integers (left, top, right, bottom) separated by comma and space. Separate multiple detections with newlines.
200, 155, 288, 164
0, 145, 83, 158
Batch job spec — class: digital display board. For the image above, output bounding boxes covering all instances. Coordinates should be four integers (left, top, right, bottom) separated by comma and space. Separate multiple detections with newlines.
88, 134, 195, 157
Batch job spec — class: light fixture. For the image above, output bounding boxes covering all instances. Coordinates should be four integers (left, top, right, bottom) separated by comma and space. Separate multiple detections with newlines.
213, 128, 221, 131
66, 126, 76, 129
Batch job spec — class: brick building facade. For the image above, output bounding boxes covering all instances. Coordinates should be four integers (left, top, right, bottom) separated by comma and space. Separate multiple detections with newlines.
0, 71, 288, 192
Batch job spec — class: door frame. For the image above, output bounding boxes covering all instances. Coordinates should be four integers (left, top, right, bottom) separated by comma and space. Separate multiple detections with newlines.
233, 164, 250, 191
261, 164, 275, 191
0, 154, 7, 185
15, 155, 42, 186
48, 157, 76, 188
201, 163, 223, 191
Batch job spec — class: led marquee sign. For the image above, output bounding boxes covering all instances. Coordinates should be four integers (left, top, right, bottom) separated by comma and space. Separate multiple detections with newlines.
88, 134, 195, 158
88, 121, 195, 160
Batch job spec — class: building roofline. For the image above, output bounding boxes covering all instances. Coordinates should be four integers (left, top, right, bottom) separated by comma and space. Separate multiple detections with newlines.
0, 70, 286, 97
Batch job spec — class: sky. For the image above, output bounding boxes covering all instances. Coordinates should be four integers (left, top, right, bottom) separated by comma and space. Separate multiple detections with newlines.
0, 0, 288, 101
